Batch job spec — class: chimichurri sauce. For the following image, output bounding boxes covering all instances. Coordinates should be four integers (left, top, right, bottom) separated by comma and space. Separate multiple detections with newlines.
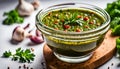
41, 8, 106, 57
42, 8, 105, 32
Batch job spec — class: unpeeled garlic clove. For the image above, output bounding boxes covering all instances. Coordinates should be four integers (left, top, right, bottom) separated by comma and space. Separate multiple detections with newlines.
29, 30, 44, 44
16, 0, 34, 16
32, 0, 40, 10
12, 24, 30, 42
36, 29, 41, 36
12, 26, 25, 42
29, 35, 44, 44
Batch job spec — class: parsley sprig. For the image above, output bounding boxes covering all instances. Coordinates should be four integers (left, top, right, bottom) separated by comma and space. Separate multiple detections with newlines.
3, 51, 12, 57
3, 9, 24, 25
2, 48, 35, 63
105, 0, 120, 36
64, 13, 84, 26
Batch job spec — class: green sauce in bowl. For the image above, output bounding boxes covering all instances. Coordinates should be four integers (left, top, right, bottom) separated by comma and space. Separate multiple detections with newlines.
42, 8, 105, 32
36, 3, 110, 63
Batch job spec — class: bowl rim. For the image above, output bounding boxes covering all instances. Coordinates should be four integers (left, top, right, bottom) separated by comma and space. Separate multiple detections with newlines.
36, 2, 110, 35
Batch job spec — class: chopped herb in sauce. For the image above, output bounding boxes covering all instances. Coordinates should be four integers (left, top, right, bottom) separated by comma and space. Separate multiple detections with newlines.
42, 9, 105, 32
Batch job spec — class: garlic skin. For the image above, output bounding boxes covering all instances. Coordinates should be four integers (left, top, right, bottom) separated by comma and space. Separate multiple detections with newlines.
12, 26, 25, 42
32, 0, 40, 10
30, 35, 44, 44
12, 24, 31, 42
16, 0, 34, 16
29, 30, 44, 44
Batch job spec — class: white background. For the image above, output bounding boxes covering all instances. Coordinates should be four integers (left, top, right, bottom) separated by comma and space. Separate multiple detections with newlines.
0, 0, 120, 69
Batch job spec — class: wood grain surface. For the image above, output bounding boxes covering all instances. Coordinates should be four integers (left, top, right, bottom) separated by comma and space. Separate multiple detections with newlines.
43, 30, 117, 69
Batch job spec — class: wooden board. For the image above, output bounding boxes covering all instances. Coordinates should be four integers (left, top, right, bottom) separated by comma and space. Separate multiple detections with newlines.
43, 30, 117, 69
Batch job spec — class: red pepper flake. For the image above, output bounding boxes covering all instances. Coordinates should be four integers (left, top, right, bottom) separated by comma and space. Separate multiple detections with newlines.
89, 21, 94, 24
76, 28, 81, 32
84, 17, 89, 21
77, 15, 82, 18
64, 25, 70, 29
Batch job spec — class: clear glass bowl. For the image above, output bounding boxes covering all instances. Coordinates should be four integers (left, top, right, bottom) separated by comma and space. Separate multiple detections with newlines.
36, 3, 110, 63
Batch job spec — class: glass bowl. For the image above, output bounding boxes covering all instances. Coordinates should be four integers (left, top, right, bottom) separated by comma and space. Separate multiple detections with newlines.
36, 3, 110, 63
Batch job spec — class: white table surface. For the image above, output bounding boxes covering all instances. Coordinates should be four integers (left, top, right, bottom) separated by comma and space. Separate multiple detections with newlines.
0, 0, 120, 69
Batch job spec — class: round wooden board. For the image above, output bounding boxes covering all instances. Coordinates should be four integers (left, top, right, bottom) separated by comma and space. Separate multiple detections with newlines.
43, 30, 117, 69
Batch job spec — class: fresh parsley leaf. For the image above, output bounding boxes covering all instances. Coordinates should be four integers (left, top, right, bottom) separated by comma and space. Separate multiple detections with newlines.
15, 48, 35, 63
3, 9, 24, 25
105, 0, 120, 36
2, 48, 35, 63
116, 38, 120, 55
12, 56, 19, 61
110, 17, 120, 29
105, 0, 120, 19
3, 51, 12, 57
112, 25, 120, 36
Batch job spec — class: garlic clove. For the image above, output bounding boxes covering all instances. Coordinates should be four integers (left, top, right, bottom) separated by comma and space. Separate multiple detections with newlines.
12, 26, 25, 42
32, 0, 40, 10
36, 30, 42, 36
28, 29, 44, 44
16, 0, 34, 16
12, 24, 30, 42
30, 35, 44, 44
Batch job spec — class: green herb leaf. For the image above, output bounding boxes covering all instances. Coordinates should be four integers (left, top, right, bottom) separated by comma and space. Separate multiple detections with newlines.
2, 48, 35, 63
3, 9, 24, 25
112, 25, 120, 36
12, 56, 19, 61
63, 12, 85, 27
105, 0, 120, 19
110, 17, 120, 29
116, 38, 120, 55
116, 37, 120, 45
3, 51, 12, 57
105, 0, 120, 36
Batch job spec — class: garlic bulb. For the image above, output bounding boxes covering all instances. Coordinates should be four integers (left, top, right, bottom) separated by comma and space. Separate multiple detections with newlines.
16, 0, 34, 16
32, 0, 40, 10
